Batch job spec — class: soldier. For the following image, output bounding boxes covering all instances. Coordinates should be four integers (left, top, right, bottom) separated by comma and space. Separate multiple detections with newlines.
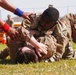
6, 15, 14, 27
0, 26, 47, 64
0, 17, 58, 63
0, 7, 59, 63
20, 7, 61, 62
57, 13, 76, 60
0, 33, 57, 63
21, 7, 76, 62
1, 7, 76, 63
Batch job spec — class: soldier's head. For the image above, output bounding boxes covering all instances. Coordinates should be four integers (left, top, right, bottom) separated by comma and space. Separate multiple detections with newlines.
16, 47, 38, 64
7, 15, 11, 20
39, 7, 59, 30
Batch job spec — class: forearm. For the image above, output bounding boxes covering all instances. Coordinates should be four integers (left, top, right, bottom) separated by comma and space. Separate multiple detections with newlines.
0, 0, 33, 20
29, 35, 47, 57
29, 35, 39, 48
23, 27, 47, 57
24, 28, 39, 47
0, 0, 24, 17
0, 20, 10, 32
21, 27, 38, 47
0, 20, 5, 27
0, 0, 16, 13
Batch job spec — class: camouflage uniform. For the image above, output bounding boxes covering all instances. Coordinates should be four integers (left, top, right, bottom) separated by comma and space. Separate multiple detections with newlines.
0, 26, 33, 63
6, 19, 14, 27
22, 13, 76, 62
58, 13, 76, 59
21, 15, 58, 61
49, 13, 76, 61
0, 13, 76, 63
0, 14, 57, 63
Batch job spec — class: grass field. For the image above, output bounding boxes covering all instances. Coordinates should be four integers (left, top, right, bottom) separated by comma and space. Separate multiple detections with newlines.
0, 43, 76, 75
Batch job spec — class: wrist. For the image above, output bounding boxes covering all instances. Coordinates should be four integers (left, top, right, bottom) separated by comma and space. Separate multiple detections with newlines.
14, 8, 24, 17
34, 42, 39, 48
30, 36, 39, 48
0, 23, 10, 32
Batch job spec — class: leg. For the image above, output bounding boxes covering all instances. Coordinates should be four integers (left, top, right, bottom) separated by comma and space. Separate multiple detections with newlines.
0, 47, 9, 59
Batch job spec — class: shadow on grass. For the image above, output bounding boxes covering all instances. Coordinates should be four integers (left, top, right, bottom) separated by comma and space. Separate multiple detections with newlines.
0, 59, 15, 64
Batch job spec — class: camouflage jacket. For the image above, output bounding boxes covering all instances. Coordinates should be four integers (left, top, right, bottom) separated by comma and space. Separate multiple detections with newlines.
60, 13, 76, 43
7, 13, 76, 61
22, 13, 76, 55
21, 14, 70, 55
6, 27, 32, 61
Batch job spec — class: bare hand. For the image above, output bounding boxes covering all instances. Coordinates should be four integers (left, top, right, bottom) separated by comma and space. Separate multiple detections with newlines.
22, 12, 34, 21
6, 27, 19, 41
35, 43, 47, 57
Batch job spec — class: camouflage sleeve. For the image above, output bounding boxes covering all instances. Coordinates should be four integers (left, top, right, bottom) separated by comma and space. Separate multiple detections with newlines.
18, 27, 33, 42
71, 14, 76, 43
54, 21, 69, 54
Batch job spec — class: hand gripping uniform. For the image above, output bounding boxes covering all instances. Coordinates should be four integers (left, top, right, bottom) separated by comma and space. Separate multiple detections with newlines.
23, 13, 76, 61
0, 13, 76, 63
21, 14, 61, 62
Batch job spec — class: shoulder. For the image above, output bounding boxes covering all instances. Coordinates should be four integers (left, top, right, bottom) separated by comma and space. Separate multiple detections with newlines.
21, 13, 42, 29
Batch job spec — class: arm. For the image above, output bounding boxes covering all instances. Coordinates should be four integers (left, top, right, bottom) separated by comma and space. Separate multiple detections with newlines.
0, 0, 32, 20
0, 0, 33, 40
55, 22, 69, 54
29, 35, 47, 57
21, 27, 47, 57
0, 20, 18, 41
0, 0, 16, 13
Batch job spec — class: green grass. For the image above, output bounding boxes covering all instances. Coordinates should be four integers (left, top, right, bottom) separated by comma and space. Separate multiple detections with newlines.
0, 43, 76, 75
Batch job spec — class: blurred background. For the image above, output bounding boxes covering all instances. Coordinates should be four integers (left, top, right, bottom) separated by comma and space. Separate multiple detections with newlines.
0, 0, 76, 22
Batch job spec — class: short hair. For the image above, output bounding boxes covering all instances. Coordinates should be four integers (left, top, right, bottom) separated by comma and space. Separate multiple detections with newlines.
41, 7, 59, 22
7, 15, 11, 17
16, 49, 38, 64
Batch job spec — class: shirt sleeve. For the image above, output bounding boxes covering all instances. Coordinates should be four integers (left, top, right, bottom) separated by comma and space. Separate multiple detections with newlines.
54, 21, 69, 54
20, 27, 32, 42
